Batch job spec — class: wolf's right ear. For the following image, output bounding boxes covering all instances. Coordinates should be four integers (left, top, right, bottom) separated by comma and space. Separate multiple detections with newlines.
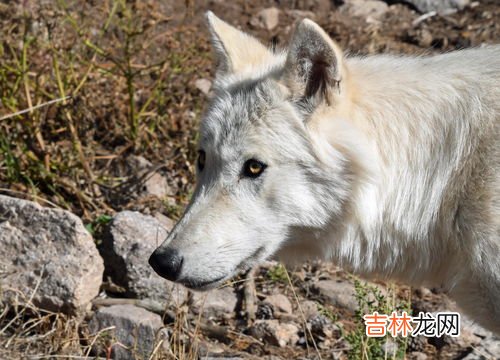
206, 11, 275, 77
284, 19, 344, 107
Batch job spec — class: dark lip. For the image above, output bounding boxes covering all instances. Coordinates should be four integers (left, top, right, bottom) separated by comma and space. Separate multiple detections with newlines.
180, 274, 227, 290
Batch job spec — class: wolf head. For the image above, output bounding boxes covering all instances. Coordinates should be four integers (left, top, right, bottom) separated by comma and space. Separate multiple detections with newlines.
149, 12, 358, 290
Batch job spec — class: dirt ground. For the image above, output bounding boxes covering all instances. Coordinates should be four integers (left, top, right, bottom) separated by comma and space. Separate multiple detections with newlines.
0, 0, 499, 359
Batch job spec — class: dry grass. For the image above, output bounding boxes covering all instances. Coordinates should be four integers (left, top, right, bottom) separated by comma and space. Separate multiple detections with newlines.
0, 0, 209, 221
0, 1, 209, 358
1, 0, 499, 358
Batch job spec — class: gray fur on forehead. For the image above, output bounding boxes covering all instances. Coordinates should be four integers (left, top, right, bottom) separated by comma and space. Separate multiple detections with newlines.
200, 79, 283, 144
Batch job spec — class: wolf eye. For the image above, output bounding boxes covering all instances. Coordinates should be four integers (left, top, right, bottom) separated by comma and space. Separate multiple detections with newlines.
197, 150, 206, 171
243, 159, 267, 178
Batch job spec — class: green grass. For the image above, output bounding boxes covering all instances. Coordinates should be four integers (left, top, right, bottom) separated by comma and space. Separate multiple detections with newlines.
344, 279, 411, 360
266, 263, 289, 284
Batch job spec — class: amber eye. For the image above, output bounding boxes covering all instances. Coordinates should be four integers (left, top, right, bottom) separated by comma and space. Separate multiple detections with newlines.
197, 150, 206, 171
243, 159, 267, 178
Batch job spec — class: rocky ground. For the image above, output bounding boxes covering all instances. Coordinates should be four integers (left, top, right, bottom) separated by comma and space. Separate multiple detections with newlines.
0, 0, 499, 359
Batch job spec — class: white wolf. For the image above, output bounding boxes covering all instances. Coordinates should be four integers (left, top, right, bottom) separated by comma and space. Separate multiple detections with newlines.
150, 12, 500, 333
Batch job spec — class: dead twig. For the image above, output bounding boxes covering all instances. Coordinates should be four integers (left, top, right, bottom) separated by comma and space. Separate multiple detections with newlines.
243, 267, 258, 325
0, 96, 70, 121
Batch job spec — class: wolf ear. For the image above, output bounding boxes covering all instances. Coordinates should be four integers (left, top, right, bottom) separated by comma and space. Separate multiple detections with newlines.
206, 11, 275, 77
284, 19, 343, 106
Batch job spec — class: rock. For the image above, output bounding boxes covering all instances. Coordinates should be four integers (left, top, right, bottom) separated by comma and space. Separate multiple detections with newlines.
142, 172, 169, 199
124, 155, 169, 199
195, 78, 212, 96
257, 303, 274, 319
251, 7, 280, 31
412, 298, 500, 358
191, 287, 238, 319
153, 212, 174, 230
0, 195, 103, 314
293, 0, 331, 13
308, 315, 340, 339
101, 211, 186, 304
313, 280, 358, 313
263, 294, 293, 314
250, 320, 299, 347
285, 9, 317, 21
300, 300, 320, 320
403, 0, 470, 14
88, 304, 165, 360
415, 28, 434, 48
381, 339, 399, 356
195, 339, 226, 358
459, 316, 500, 360
341, 0, 389, 21
410, 352, 428, 360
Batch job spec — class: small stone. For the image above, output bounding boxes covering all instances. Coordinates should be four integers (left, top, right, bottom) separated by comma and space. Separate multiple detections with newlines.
381, 339, 399, 356
293, 0, 331, 13
263, 294, 293, 314
417, 29, 434, 48
410, 352, 428, 360
124, 155, 169, 199
250, 320, 299, 347
403, 0, 470, 14
313, 280, 358, 313
88, 304, 164, 360
300, 300, 320, 320
252, 7, 280, 31
341, 0, 389, 21
0, 195, 103, 314
101, 211, 186, 304
285, 9, 316, 21
125, 155, 152, 172
144, 172, 169, 198
191, 287, 238, 319
257, 303, 274, 319
194, 78, 212, 96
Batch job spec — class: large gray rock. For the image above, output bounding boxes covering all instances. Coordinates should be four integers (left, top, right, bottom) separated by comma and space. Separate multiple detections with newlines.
0, 195, 103, 313
89, 304, 165, 360
101, 211, 186, 304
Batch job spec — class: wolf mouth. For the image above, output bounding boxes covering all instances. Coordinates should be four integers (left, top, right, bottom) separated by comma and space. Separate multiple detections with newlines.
182, 246, 267, 290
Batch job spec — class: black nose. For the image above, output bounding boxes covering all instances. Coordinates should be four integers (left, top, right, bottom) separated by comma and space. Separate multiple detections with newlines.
148, 247, 183, 281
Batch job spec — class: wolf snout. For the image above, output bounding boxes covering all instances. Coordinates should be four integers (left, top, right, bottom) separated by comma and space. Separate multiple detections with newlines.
149, 247, 184, 281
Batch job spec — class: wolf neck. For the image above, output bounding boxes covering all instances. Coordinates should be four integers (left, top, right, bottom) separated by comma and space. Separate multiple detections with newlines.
315, 54, 480, 286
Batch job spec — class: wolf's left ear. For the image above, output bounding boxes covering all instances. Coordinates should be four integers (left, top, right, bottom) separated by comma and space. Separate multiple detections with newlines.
206, 11, 275, 77
284, 19, 344, 106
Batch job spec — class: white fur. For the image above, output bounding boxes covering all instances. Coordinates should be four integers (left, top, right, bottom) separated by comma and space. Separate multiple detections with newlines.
151, 13, 500, 333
